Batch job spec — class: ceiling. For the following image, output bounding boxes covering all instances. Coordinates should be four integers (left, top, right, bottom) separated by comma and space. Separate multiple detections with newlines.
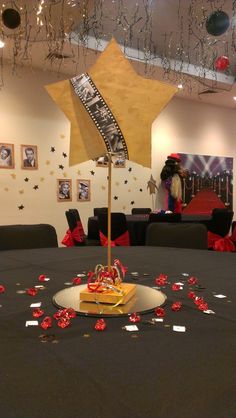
1, 0, 236, 108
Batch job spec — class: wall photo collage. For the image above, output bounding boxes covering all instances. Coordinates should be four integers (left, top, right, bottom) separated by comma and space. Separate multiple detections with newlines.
0, 143, 38, 170
57, 179, 91, 202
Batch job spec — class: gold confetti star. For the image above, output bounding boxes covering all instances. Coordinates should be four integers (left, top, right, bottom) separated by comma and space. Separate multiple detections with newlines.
46, 160, 50, 165
50, 171, 54, 175
10, 173, 16, 179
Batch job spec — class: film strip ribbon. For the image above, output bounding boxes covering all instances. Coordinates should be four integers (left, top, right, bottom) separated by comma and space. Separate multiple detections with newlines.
70, 73, 128, 159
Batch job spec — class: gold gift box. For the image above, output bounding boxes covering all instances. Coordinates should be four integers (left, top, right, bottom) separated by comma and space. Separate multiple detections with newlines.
79, 283, 136, 305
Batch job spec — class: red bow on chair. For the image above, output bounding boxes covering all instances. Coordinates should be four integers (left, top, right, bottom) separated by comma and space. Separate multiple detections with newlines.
62, 221, 85, 247
207, 231, 235, 252
99, 231, 130, 247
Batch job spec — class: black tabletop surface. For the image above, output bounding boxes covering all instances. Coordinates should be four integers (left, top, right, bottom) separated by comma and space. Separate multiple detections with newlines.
0, 246, 236, 418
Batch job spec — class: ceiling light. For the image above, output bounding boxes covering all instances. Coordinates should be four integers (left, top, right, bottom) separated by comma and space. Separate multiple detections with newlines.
0, 40, 5, 48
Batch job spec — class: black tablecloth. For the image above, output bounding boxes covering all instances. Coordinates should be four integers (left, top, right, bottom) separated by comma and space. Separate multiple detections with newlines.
87, 214, 211, 245
0, 246, 236, 418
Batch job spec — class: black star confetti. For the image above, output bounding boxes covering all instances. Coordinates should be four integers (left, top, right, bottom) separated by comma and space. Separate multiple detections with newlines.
59, 164, 64, 170
62, 152, 67, 158
90, 170, 95, 176
114, 196, 118, 200
128, 167, 132, 172
18, 205, 24, 210
131, 201, 135, 205
124, 180, 128, 184
24, 177, 29, 182
33, 185, 39, 190
51, 147, 55, 152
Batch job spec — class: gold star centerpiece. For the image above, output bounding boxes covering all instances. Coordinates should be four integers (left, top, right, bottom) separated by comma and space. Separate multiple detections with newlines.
45, 38, 177, 168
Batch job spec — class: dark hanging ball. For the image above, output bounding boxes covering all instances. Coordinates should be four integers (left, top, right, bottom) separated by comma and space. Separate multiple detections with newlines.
206, 10, 230, 36
2, 8, 21, 29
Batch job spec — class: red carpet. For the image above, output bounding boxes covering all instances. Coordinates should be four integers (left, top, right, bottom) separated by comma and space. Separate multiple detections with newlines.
183, 188, 226, 215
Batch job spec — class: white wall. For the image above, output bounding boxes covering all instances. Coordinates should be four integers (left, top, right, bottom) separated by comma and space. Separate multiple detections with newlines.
0, 67, 235, 244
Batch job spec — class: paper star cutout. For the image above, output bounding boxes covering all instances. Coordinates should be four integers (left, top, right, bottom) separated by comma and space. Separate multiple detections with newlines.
11, 173, 16, 179
77, 169, 81, 175
24, 177, 29, 182
128, 168, 132, 172
124, 180, 128, 184
18, 205, 24, 210
90, 170, 95, 176
46, 38, 177, 167
114, 196, 118, 200
33, 185, 39, 190
46, 160, 50, 165
50, 171, 54, 175
62, 152, 67, 158
19, 190, 24, 194
59, 164, 64, 170
4, 187, 9, 192
63, 172, 67, 177
147, 175, 157, 195
40, 177, 45, 182
131, 201, 135, 205
51, 147, 56, 152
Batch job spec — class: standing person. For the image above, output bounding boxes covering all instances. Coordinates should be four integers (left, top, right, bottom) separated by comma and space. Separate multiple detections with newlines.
23, 147, 36, 167
0, 146, 12, 167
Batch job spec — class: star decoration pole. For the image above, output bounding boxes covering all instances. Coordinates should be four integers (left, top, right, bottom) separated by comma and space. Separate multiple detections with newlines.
46, 38, 177, 270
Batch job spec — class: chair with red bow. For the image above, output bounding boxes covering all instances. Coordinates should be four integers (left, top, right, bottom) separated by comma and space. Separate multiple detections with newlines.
98, 212, 130, 246
145, 222, 208, 249
62, 209, 100, 247
206, 209, 235, 252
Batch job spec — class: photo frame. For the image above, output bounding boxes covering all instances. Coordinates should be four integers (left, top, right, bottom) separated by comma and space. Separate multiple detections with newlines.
77, 179, 90, 202
21, 145, 38, 170
57, 179, 72, 202
113, 155, 126, 168
96, 155, 109, 167
0, 143, 15, 169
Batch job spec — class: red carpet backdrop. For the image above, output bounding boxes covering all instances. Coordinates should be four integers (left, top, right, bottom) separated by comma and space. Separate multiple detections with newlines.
179, 153, 233, 214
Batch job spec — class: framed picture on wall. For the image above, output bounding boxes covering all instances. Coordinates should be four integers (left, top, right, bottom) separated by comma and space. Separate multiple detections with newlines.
21, 145, 38, 169
57, 179, 72, 202
113, 154, 126, 168
77, 179, 90, 201
96, 155, 109, 167
0, 143, 15, 169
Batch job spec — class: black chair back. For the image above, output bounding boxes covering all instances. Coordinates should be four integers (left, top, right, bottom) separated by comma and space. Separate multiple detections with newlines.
145, 222, 207, 249
208, 209, 234, 237
131, 208, 152, 215
98, 212, 130, 244
65, 210, 85, 245
94, 207, 108, 216
0, 224, 58, 251
149, 213, 181, 223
